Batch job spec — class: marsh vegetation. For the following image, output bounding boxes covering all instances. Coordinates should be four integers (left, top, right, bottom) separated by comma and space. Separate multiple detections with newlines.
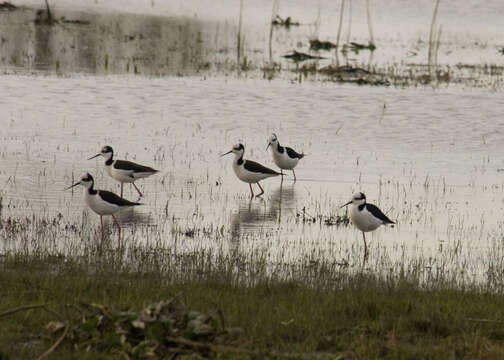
0, 0, 504, 358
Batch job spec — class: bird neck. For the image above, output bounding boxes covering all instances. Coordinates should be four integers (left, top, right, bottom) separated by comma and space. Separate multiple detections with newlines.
276, 143, 284, 153
104, 152, 114, 166
87, 183, 97, 195
234, 153, 244, 165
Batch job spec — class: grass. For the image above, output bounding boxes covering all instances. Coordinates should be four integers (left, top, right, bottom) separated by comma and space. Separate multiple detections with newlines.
2, 254, 504, 359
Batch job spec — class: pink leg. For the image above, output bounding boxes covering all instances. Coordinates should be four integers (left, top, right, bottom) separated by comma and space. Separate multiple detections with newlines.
112, 214, 121, 249
132, 182, 143, 197
249, 183, 254, 199
256, 182, 265, 197
100, 216, 104, 243
120, 183, 124, 198
292, 169, 297, 182
363, 232, 368, 261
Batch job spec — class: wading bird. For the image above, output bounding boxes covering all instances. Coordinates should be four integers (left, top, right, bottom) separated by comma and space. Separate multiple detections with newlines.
341, 192, 395, 259
266, 133, 304, 181
66, 172, 141, 248
221, 143, 280, 198
88, 145, 158, 198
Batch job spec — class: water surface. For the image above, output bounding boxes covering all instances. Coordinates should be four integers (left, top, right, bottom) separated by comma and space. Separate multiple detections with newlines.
1, 0, 504, 286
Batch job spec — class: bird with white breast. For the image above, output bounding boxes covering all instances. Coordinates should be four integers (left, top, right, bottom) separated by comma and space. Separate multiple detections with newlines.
341, 192, 395, 259
266, 133, 304, 181
66, 172, 142, 248
88, 145, 158, 198
221, 143, 280, 198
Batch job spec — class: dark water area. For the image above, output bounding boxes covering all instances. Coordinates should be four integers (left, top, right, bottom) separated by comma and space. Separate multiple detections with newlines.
1, 2, 503, 88
0, 6, 218, 76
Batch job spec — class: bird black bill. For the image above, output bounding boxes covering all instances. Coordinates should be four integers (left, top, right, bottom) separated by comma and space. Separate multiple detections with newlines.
340, 200, 352, 208
220, 150, 233, 157
266, 143, 270, 151
65, 182, 80, 190
88, 153, 101, 160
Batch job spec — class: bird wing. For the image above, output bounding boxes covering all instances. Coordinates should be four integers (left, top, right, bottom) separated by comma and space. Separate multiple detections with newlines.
286, 146, 304, 159
366, 204, 395, 224
114, 160, 157, 174
98, 190, 142, 207
244, 160, 280, 175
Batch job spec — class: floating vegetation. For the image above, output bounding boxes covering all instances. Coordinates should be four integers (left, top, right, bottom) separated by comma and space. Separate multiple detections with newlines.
349, 41, 376, 52
271, 15, 300, 28
34, 10, 91, 25
309, 39, 337, 51
316, 65, 390, 86
282, 51, 325, 62
296, 207, 350, 227
0, 1, 16, 11
318, 64, 371, 76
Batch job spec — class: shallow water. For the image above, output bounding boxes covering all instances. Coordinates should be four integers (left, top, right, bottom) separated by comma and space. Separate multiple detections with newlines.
1, 74, 504, 284
1, 1, 504, 286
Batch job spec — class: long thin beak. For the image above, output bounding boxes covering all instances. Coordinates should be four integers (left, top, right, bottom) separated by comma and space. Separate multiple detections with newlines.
88, 153, 101, 160
340, 201, 352, 208
266, 143, 271, 151
220, 150, 232, 157
65, 182, 80, 191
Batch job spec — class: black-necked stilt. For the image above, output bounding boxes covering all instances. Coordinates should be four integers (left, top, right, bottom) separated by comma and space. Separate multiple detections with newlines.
66, 172, 141, 248
341, 192, 395, 259
88, 145, 158, 198
266, 133, 304, 181
221, 143, 280, 199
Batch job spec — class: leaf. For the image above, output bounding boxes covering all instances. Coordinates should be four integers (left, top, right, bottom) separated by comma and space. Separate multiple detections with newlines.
131, 340, 157, 358
46, 321, 66, 333
144, 322, 166, 342
102, 332, 122, 349
131, 320, 146, 329
80, 317, 100, 333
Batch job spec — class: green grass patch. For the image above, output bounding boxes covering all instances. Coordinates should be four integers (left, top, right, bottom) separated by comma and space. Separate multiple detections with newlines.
1, 255, 504, 359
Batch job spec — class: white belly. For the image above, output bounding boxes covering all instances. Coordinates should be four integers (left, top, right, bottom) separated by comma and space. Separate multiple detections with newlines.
232, 162, 277, 184
106, 164, 135, 183
272, 150, 298, 170
349, 205, 382, 232
84, 191, 120, 216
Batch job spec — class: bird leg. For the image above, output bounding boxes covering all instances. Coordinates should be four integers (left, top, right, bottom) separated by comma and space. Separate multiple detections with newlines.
256, 182, 265, 197
292, 169, 297, 182
362, 232, 368, 261
132, 182, 143, 197
112, 214, 121, 250
100, 215, 104, 243
249, 183, 254, 199
120, 183, 124, 198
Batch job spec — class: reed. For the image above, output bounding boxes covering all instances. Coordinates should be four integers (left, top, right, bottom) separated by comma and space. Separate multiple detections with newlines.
237, 0, 244, 67
366, 0, 375, 47
268, 0, 279, 62
428, 0, 441, 73
335, 0, 345, 48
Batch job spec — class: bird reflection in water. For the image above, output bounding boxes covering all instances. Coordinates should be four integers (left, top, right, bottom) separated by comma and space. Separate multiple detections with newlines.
113, 205, 153, 227
268, 182, 296, 224
230, 182, 297, 246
